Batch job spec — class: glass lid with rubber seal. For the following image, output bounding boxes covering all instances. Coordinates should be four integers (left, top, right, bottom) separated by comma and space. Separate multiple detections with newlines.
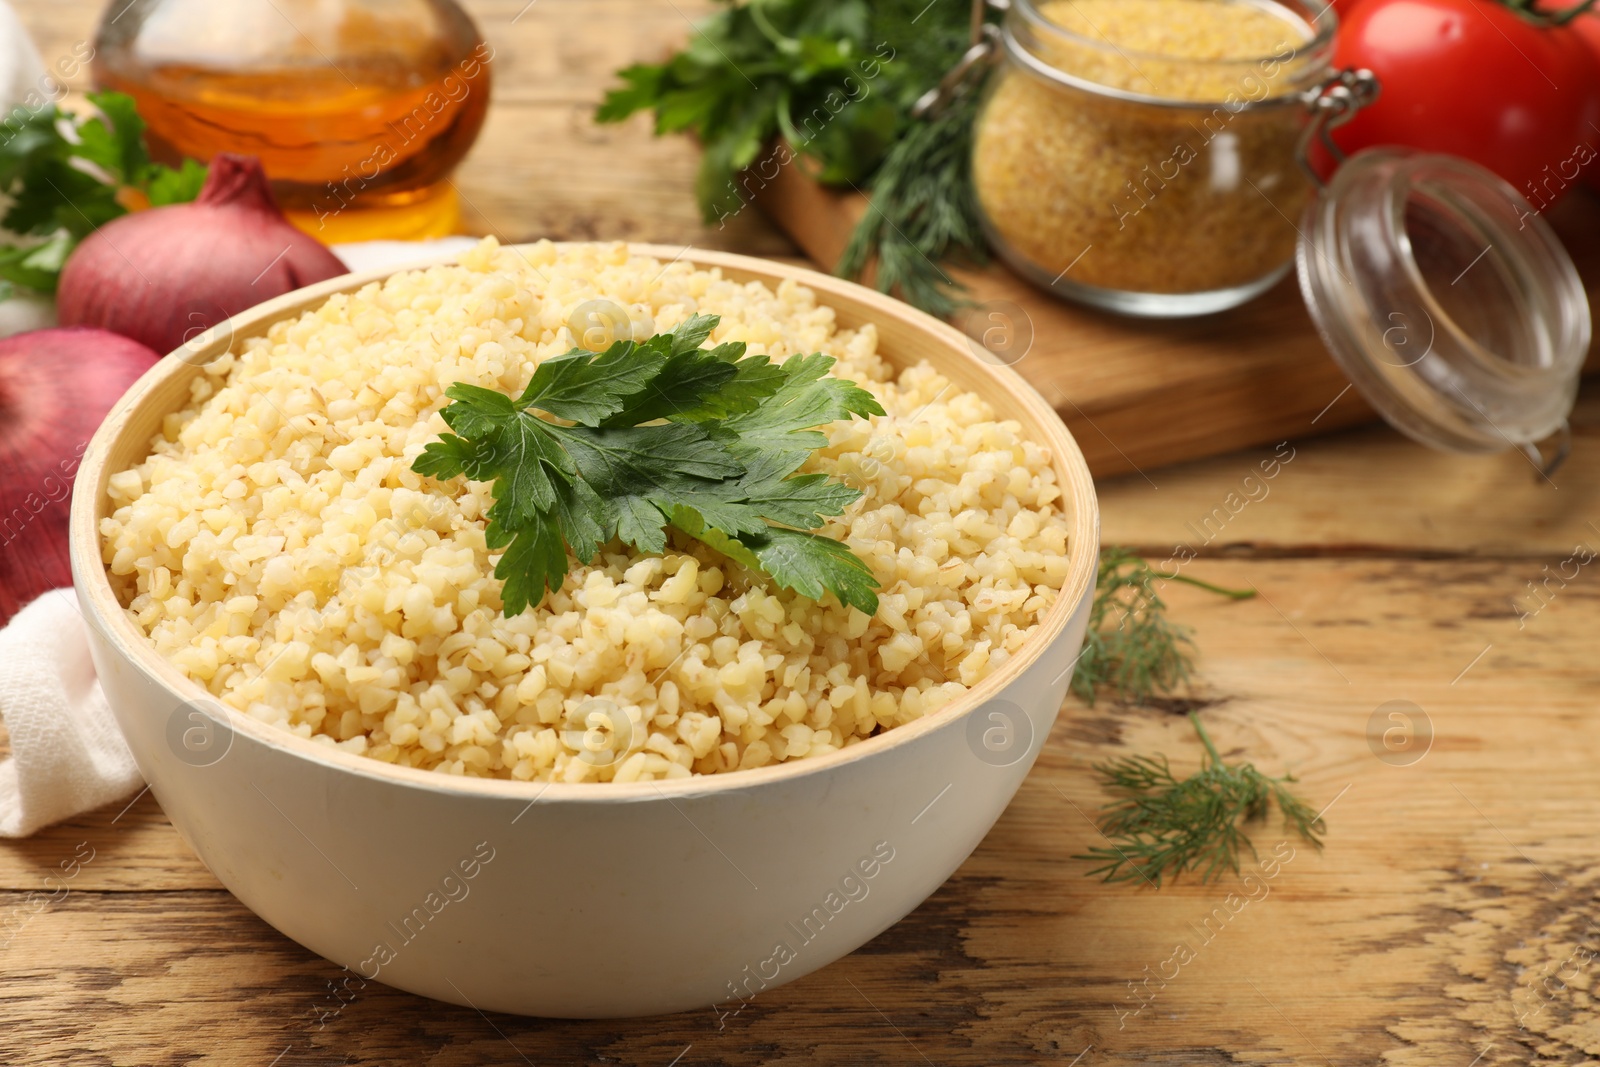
1295, 72, 1590, 479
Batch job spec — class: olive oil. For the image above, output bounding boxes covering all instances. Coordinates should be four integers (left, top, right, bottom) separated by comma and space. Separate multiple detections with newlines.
94, 0, 491, 242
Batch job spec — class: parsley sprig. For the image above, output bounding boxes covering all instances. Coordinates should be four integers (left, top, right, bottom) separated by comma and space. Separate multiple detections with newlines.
413, 313, 885, 616
1078, 713, 1326, 886
0, 90, 206, 294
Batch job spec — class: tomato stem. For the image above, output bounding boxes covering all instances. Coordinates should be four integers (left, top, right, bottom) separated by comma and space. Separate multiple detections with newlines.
1515, 0, 1598, 25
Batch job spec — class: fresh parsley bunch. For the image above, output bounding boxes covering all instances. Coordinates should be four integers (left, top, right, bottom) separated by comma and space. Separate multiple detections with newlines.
0, 91, 207, 294
413, 313, 886, 617
596, 0, 986, 316
598, 1, 901, 219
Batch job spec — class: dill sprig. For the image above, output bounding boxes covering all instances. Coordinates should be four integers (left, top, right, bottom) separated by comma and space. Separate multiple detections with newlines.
1070, 547, 1255, 706
836, 87, 987, 318
1078, 713, 1326, 886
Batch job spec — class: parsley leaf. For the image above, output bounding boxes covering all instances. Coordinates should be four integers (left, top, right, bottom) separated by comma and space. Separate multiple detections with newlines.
517, 339, 668, 425
547, 421, 746, 553
0, 231, 73, 293
415, 313, 883, 615
146, 158, 209, 206
681, 351, 790, 422
600, 342, 739, 425
594, 64, 667, 124
72, 92, 152, 187
495, 513, 571, 618
717, 350, 884, 463
669, 508, 878, 615
433, 384, 576, 523
0, 91, 207, 293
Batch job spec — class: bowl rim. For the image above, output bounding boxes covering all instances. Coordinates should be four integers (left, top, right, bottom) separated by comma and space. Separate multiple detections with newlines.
70, 241, 1100, 804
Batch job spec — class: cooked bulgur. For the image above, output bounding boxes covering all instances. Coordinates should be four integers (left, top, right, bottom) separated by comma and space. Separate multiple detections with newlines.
100, 239, 1073, 782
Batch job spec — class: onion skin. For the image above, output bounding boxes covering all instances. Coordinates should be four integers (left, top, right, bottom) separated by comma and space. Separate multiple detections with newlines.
0, 328, 161, 625
57, 153, 348, 356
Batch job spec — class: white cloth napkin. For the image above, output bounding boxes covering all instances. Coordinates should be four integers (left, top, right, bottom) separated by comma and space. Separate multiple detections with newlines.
0, 8, 125, 835
0, 591, 140, 837
0, 237, 483, 835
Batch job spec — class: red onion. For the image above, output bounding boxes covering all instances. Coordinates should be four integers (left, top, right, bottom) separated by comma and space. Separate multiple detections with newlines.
57, 154, 347, 356
0, 328, 161, 624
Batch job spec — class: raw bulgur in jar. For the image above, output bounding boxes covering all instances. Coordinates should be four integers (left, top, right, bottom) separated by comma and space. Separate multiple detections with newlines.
971, 0, 1336, 316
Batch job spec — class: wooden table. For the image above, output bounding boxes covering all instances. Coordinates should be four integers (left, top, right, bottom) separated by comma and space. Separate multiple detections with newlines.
8, 3, 1600, 1064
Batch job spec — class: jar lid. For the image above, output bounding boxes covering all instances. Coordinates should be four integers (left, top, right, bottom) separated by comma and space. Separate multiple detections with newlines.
1296, 146, 1590, 474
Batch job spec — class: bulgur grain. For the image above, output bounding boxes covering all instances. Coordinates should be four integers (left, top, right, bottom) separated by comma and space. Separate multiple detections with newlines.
100, 239, 1073, 782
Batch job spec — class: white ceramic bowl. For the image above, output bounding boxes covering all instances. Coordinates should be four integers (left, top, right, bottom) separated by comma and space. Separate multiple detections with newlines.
70, 245, 1100, 1018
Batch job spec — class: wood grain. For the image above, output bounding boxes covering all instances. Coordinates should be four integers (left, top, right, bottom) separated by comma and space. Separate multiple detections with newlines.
4, 559, 1597, 1065
1097, 389, 1600, 558
7, 3, 1600, 1066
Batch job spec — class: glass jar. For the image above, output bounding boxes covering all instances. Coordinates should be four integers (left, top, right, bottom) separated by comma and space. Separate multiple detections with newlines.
970, 0, 1335, 317
93, 0, 491, 242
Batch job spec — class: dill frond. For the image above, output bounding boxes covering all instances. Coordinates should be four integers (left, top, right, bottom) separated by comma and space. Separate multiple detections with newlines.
837, 88, 988, 319
1071, 547, 1254, 706
1077, 713, 1326, 886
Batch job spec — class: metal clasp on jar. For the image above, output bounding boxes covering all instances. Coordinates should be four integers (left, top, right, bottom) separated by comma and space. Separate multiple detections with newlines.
1294, 68, 1381, 187
911, 0, 1009, 118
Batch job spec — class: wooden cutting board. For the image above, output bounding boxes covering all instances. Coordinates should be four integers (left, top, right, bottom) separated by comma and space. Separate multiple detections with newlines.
748, 148, 1600, 478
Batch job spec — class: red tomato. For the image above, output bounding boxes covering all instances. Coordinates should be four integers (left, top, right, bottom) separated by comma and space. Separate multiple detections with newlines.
1560, 7, 1600, 188
1569, 6, 1600, 53
1332, 0, 1600, 209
